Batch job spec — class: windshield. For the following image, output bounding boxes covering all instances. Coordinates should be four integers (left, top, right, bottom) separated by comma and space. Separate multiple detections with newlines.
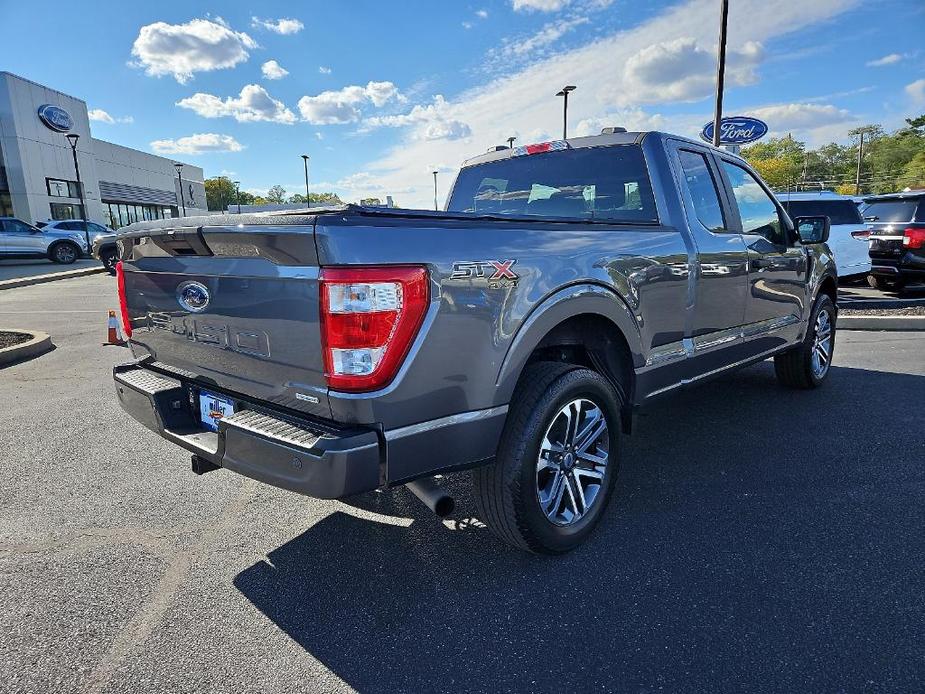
860, 199, 920, 223
447, 145, 658, 223
781, 199, 863, 225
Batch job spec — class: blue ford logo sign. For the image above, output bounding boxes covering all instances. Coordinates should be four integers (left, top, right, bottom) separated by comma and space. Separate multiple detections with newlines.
37, 104, 74, 133
700, 116, 768, 145
176, 281, 211, 313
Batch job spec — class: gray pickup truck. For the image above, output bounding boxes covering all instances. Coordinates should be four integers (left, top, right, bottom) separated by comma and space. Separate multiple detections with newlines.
112, 130, 837, 553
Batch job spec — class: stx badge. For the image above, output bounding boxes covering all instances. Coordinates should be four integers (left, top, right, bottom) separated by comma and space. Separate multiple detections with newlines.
451, 260, 519, 287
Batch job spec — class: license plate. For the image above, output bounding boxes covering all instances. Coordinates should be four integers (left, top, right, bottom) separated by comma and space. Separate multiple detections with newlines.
199, 391, 235, 431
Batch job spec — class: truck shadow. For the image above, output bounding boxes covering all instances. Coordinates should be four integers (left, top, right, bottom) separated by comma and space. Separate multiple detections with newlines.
233, 363, 924, 692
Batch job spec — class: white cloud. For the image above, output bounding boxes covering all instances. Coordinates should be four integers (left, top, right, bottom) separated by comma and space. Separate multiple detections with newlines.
346, 0, 859, 208
250, 17, 304, 35
574, 109, 668, 136
130, 18, 256, 84
476, 9, 489, 18
88, 109, 134, 124
319, 66, 332, 74
150, 133, 244, 154
297, 81, 402, 124
746, 103, 852, 132
906, 79, 925, 105
512, 0, 570, 11
617, 37, 763, 106
261, 60, 288, 80
500, 17, 589, 58
866, 53, 902, 67
462, 21, 474, 29
365, 95, 472, 141
177, 84, 296, 124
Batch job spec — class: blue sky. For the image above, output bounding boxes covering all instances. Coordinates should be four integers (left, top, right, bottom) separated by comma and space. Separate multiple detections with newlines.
5, 0, 924, 207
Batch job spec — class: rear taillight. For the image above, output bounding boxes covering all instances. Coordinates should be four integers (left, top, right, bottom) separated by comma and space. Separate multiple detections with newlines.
850, 230, 870, 240
320, 266, 429, 392
115, 261, 133, 338
903, 227, 925, 250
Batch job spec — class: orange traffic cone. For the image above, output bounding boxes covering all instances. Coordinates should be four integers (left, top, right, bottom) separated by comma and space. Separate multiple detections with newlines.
104, 310, 126, 346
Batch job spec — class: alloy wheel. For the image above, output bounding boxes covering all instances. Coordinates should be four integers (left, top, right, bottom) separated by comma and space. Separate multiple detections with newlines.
536, 398, 609, 526
811, 308, 832, 378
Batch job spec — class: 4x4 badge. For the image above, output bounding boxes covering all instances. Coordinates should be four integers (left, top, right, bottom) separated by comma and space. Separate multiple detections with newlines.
451, 260, 519, 287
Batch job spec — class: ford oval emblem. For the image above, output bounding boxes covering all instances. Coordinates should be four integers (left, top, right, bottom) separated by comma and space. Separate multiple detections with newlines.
176, 281, 211, 313
37, 104, 74, 133
700, 116, 768, 145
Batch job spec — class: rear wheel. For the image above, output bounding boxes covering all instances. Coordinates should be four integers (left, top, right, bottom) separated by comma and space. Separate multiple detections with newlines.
49, 242, 79, 264
867, 274, 904, 292
473, 362, 622, 554
774, 294, 836, 389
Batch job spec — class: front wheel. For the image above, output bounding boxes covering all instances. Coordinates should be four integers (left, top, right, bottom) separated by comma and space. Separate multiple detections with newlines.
774, 294, 836, 389
473, 362, 622, 554
100, 248, 118, 275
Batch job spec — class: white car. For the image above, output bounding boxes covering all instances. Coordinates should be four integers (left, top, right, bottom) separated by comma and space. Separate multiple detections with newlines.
778, 192, 871, 280
38, 219, 112, 246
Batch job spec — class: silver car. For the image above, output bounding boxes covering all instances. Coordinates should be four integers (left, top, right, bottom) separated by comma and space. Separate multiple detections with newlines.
0, 217, 89, 264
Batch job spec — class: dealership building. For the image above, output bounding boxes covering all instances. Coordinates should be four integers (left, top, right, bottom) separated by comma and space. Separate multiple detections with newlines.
0, 72, 207, 228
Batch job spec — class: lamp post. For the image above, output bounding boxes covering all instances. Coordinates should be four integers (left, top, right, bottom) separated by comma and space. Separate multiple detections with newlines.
507, 136, 517, 149
234, 181, 241, 214
432, 170, 439, 211
711, 0, 730, 148
301, 154, 310, 208
555, 85, 576, 140
64, 133, 90, 253
174, 163, 186, 216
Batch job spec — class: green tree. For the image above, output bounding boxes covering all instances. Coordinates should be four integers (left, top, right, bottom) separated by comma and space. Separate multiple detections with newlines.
204, 176, 237, 211
905, 114, 925, 130
288, 192, 343, 205
266, 185, 287, 203
742, 136, 805, 189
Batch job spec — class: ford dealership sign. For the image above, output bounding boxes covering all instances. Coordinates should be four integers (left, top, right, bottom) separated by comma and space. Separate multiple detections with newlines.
37, 104, 73, 133
700, 117, 768, 145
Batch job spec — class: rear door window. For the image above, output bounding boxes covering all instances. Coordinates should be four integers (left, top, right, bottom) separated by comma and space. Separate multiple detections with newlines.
678, 150, 726, 232
781, 200, 863, 225
448, 145, 658, 223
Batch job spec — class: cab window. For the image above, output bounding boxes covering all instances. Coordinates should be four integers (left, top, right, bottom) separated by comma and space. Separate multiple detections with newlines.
678, 150, 726, 232
720, 161, 785, 244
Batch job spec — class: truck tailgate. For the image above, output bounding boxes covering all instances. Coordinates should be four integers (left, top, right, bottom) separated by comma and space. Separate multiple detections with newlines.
120, 224, 330, 419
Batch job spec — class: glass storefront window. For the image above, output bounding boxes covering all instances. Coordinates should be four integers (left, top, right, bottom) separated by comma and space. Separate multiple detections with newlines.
102, 201, 178, 229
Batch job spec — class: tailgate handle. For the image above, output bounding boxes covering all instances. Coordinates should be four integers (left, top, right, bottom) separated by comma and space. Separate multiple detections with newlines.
150, 228, 213, 257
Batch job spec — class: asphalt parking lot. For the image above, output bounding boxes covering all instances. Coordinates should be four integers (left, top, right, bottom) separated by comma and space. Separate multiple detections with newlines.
1, 275, 923, 693
0, 258, 99, 282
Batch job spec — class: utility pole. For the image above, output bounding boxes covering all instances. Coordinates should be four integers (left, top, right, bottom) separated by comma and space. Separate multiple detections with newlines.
301, 154, 310, 207
432, 171, 439, 211
64, 133, 90, 252
711, 0, 730, 148
555, 85, 576, 140
855, 131, 865, 196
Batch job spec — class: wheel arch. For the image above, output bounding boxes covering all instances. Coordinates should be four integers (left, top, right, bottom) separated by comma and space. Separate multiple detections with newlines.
46, 239, 81, 260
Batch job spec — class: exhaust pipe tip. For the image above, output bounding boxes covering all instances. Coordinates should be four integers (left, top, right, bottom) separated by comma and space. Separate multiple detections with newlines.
406, 477, 455, 518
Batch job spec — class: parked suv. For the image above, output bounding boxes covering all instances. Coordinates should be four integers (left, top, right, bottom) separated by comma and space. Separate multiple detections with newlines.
0, 217, 89, 264
863, 191, 925, 291
779, 192, 871, 280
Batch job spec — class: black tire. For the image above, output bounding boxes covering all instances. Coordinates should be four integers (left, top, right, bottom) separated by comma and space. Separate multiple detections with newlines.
473, 362, 623, 554
100, 248, 118, 275
49, 242, 80, 264
774, 294, 836, 389
867, 274, 904, 292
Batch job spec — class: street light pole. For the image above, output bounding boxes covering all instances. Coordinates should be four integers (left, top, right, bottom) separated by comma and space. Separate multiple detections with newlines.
64, 133, 90, 253
711, 0, 730, 148
507, 136, 517, 149
555, 85, 576, 140
234, 181, 241, 214
301, 154, 310, 207
432, 171, 439, 211
174, 163, 186, 216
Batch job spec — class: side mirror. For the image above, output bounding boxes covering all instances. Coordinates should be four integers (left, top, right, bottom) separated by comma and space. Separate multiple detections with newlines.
794, 215, 830, 244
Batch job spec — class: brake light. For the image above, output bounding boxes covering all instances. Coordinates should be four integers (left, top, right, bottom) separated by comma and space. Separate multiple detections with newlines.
115, 261, 133, 338
903, 227, 925, 250
512, 140, 568, 157
319, 266, 429, 392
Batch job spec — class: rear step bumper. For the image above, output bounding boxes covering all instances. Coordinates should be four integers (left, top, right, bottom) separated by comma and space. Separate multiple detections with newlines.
113, 364, 381, 498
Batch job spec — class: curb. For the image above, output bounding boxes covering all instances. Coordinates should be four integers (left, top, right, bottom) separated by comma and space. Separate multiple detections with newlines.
0, 265, 104, 291
839, 315, 925, 331
0, 329, 53, 366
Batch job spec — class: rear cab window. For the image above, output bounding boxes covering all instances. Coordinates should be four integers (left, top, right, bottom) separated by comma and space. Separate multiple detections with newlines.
447, 145, 658, 223
781, 199, 863, 225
